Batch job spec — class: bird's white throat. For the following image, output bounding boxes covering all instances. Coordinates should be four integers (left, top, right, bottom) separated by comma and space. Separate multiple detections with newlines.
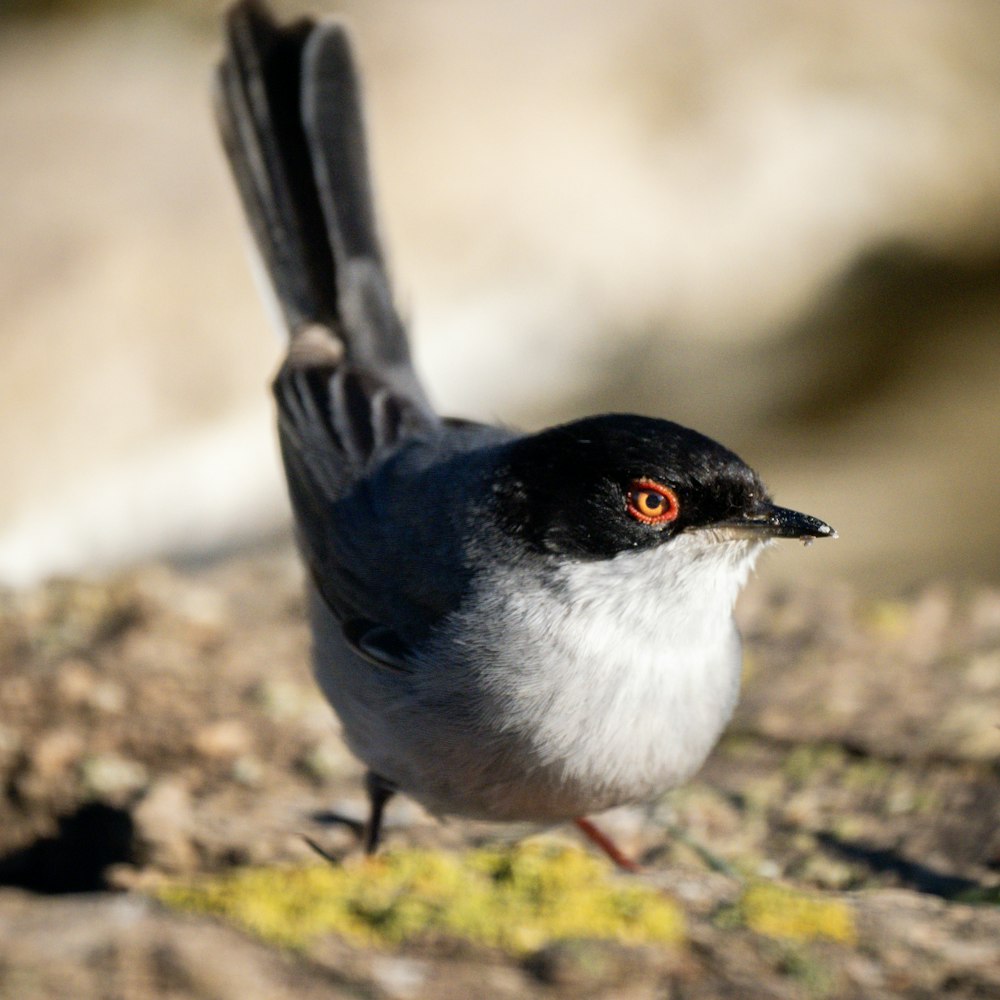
485, 532, 766, 808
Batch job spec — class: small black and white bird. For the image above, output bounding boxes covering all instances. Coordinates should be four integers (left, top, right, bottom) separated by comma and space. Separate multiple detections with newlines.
215, 0, 835, 869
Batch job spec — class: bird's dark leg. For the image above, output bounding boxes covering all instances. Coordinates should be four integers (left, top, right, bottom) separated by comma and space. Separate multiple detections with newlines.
363, 771, 395, 855
573, 817, 641, 873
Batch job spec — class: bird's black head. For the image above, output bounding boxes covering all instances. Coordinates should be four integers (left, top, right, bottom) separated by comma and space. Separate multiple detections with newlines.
492, 414, 833, 559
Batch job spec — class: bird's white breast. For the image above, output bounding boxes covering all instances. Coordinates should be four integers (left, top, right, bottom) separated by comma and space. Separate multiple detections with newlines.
472, 534, 764, 811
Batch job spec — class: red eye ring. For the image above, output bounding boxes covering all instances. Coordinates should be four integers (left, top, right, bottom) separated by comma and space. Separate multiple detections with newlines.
626, 478, 680, 525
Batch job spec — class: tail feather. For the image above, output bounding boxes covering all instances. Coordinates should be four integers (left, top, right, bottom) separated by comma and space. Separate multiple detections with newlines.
216, 0, 436, 491
216, 1, 337, 334
300, 24, 383, 268
215, 0, 414, 373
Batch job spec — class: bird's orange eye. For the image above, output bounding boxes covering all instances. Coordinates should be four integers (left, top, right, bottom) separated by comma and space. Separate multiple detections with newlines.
626, 478, 680, 525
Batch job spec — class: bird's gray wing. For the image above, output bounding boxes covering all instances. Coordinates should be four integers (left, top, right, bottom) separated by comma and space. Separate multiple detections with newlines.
292, 423, 513, 655
218, 2, 475, 655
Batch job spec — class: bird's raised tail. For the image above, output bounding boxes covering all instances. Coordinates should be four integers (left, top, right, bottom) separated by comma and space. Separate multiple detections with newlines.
215, 0, 432, 407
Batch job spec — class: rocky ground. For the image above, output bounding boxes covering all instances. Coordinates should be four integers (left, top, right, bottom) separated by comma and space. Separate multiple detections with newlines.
1, 550, 999, 999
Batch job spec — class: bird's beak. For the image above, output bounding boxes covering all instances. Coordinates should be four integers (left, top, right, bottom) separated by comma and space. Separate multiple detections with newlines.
716, 504, 837, 542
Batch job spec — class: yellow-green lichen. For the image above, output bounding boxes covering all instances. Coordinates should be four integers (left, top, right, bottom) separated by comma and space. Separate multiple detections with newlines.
782, 744, 847, 786
862, 599, 911, 639
841, 757, 891, 794
777, 944, 839, 1000
157, 841, 685, 954
735, 881, 857, 945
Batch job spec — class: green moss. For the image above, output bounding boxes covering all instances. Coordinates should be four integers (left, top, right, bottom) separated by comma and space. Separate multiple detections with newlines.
841, 758, 891, 793
28, 578, 141, 660
736, 882, 857, 945
782, 745, 846, 785
777, 944, 839, 999
955, 884, 1000, 906
909, 786, 940, 815
157, 841, 685, 954
862, 600, 911, 639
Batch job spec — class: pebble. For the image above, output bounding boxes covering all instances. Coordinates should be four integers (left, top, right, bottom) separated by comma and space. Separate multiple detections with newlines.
80, 753, 148, 799
368, 957, 429, 1000
192, 719, 252, 760
249, 678, 312, 721
133, 778, 197, 872
525, 939, 645, 990
0, 722, 20, 763
30, 728, 84, 779
231, 754, 265, 787
56, 659, 126, 714
297, 740, 349, 784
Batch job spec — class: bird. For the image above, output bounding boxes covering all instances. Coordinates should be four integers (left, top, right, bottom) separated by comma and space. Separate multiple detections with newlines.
214, 0, 835, 871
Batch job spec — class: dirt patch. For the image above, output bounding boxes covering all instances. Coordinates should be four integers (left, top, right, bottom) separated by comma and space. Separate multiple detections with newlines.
1, 551, 998, 997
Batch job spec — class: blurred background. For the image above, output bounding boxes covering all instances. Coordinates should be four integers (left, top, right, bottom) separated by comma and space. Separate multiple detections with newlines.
2, 0, 999, 593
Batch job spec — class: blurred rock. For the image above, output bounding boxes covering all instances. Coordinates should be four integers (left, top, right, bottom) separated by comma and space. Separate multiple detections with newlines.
735, 583, 1000, 762
0, 556, 998, 997
56, 658, 126, 714
28, 728, 84, 782
80, 753, 149, 800
192, 719, 253, 760
525, 939, 662, 991
133, 778, 198, 872
1, 1, 999, 590
0, 890, 357, 1000
368, 956, 431, 1000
